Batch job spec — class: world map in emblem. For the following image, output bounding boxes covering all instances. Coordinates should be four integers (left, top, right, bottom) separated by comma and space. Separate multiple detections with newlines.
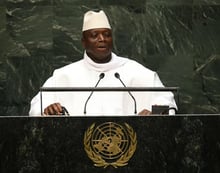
84, 122, 137, 168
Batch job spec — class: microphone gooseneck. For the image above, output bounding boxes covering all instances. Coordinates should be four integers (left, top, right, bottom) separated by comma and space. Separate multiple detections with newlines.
114, 72, 137, 114
83, 73, 105, 114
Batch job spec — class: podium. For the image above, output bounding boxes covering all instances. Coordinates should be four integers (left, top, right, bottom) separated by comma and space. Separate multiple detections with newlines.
0, 115, 219, 173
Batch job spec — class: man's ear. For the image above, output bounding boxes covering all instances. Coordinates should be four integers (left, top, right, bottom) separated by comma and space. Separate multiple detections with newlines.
81, 37, 85, 48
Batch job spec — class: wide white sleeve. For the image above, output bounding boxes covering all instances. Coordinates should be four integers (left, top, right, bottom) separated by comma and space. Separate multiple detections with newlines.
29, 76, 57, 116
150, 72, 178, 115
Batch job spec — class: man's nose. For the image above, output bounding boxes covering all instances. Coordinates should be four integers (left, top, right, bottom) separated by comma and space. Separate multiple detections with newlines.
97, 34, 105, 41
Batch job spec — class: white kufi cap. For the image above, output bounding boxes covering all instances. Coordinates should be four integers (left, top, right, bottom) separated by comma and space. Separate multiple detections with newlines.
82, 10, 111, 31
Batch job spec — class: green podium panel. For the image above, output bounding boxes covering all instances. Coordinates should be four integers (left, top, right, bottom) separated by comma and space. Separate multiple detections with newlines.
0, 115, 219, 173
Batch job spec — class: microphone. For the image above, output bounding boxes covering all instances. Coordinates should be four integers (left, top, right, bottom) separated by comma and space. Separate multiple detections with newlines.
114, 72, 137, 114
83, 73, 105, 114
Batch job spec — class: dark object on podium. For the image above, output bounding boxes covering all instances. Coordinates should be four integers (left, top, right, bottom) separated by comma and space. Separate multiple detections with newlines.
152, 105, 169, 114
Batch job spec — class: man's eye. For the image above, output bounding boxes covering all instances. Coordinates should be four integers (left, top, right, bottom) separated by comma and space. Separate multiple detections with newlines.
104, 32, 111, 37
90, 33, 98, 38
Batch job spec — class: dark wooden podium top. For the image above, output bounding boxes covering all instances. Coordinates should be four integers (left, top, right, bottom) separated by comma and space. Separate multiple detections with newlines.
0, 115, 219, 173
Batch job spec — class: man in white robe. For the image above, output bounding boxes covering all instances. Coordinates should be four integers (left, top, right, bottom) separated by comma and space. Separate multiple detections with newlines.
29, 10, 177, 116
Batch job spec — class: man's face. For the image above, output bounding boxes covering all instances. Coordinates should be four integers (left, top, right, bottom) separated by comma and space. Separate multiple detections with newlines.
82, 28, 113, 63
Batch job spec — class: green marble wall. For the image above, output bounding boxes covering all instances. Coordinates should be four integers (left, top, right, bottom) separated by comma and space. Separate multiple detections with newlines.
0, 0, 220, 115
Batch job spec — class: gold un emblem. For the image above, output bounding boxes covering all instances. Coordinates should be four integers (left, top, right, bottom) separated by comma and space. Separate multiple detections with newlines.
84, 122, 137, 168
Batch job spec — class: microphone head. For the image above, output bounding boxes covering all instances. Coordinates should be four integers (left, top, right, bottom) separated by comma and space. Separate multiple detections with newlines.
99, 73, 105, 79
114, 72, 120, 79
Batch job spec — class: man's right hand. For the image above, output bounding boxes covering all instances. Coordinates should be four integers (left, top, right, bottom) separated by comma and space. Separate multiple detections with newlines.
138, 109, 152, 116
44, 103, 63, 115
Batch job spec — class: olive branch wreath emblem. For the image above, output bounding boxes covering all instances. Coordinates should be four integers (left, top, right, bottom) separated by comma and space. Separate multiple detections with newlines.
84, 122, 137, 168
